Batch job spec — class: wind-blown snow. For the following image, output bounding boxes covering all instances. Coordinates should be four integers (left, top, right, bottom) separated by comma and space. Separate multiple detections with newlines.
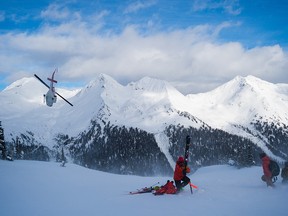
154, 133, 175, 169
0, 160, 287, 216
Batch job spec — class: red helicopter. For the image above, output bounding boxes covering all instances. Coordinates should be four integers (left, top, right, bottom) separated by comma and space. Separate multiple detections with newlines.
34, 69, 73, 107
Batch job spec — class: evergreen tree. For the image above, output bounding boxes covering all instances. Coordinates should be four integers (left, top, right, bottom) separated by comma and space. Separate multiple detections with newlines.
245, 144, 254, 166
60, 147, 66, 167
15, 137, 24, 159
0, 121, 6, 160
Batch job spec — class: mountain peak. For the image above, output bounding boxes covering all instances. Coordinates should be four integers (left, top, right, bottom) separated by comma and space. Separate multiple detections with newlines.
129, 76, 184, 100
84, 73, 116, 88
231, 75, 273, 91
129, 76, 168, 92
209, 75, 274, 101
3, 77, 35, 92
78, 74, 123, 97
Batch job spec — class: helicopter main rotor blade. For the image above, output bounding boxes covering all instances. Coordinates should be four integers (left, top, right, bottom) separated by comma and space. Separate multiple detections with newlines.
34, 74, 49, 89
55, 91, 73, 106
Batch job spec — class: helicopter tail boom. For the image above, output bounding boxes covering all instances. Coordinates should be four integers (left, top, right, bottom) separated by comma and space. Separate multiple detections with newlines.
47, 69, 58, 83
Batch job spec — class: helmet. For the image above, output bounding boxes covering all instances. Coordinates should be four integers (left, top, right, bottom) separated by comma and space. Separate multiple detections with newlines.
177, 156, 184, 163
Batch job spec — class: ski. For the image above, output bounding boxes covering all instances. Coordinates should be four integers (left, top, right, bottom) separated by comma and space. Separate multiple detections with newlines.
129, 182, 159, 195
129, 187, 153, 195
184, 135, 190, 174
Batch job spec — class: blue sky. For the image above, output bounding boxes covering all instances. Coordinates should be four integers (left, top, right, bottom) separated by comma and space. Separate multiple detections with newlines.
0, 0, 288, 93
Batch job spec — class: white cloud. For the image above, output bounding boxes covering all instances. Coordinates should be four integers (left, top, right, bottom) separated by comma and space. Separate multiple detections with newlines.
212, 21, 241, 37
192, 0, 242, 15
40, 3, 81, 22
124, 0, 157, 14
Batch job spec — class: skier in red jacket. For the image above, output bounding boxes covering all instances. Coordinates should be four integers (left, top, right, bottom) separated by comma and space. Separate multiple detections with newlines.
260, 153, 274, 187
173, 156, 190, 192
153, 180, 177, 195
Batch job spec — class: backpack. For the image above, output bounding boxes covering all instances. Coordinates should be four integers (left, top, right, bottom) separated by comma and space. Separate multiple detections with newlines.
269, 160, 280, 177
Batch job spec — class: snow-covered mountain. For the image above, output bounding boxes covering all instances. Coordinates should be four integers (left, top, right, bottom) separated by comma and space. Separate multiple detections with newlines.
1, 74, 287, 175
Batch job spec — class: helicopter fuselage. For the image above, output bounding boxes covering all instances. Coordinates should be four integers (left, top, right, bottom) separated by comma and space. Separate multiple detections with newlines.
45, 88, 57, 107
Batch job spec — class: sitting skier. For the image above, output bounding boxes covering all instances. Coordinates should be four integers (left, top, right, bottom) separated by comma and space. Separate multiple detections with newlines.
281, 161, 288, 184
153, 180, 177, 195
173, 156, 190, 192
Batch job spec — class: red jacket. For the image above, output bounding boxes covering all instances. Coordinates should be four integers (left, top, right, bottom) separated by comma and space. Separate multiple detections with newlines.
261, 156, 272, 178
165, 181, 177, 194
154, 181, 177, 195
173, 161, 190, 181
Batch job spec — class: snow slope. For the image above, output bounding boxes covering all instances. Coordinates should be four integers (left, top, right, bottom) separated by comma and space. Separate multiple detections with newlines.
1, 160, 287, 216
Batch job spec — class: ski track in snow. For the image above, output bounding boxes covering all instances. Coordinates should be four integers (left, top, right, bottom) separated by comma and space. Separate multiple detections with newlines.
0, 160, 287, 216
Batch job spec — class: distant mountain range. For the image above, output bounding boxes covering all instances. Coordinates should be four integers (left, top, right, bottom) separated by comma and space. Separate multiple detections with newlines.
1, 74, 287, 175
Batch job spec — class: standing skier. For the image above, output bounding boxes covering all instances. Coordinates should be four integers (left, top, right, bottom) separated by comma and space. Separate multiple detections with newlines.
259, 153, 274, 187
173, 156, 190, 192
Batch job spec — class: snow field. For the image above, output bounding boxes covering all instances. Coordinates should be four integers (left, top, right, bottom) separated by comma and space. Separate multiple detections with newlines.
1, 160, 287, 216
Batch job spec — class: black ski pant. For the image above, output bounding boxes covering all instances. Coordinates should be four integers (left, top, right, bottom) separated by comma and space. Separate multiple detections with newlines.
175, 176, 190, 190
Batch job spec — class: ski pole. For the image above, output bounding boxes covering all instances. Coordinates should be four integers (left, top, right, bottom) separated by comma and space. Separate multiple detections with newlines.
190, 184, 193, 194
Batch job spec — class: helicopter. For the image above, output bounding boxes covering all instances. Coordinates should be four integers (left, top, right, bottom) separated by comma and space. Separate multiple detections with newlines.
34, 69, 73, 107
